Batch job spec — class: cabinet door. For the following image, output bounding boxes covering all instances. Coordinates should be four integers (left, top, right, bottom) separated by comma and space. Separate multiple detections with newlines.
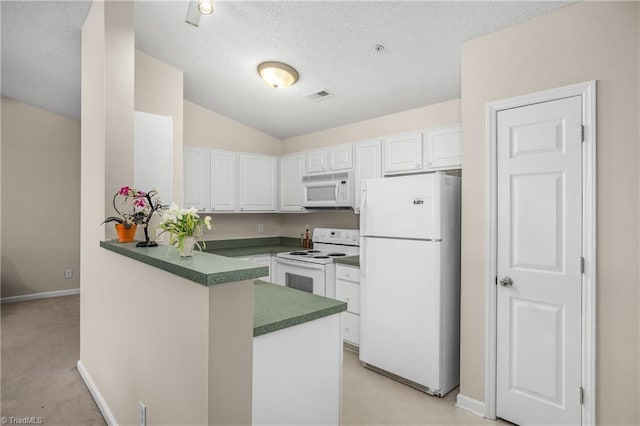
424, 124, 462, 169
238, 154, 277, 211
328, 144, 353, 171
354, 139, 381, 213
336, 280, 360, 314
210, 150, 237, 211
383, 132, 423, 174
342, 312, 360, 346
305, 149, 328, 174
279, 154, 304, 212
251, 255, 272, 282
183, 146, 209, 211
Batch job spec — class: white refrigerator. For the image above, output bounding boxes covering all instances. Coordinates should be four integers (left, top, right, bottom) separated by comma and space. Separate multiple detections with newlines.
359, 172, 461, 396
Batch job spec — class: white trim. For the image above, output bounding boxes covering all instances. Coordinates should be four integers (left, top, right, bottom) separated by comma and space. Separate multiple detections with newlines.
1, 288, 80, 304
455, 393, 485, 418
77, 360, 118, 426
484, 81, 596, 425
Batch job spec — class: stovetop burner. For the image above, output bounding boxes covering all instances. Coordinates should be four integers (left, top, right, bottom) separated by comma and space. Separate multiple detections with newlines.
306, 250, 321, 253
313, 256, 330, 259
328, 253, 347, 257
290, 251, 310, 255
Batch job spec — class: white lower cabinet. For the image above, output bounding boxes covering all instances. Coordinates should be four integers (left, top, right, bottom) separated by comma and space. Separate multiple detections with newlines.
236, 254, 272, 282
335, 264, 361, 346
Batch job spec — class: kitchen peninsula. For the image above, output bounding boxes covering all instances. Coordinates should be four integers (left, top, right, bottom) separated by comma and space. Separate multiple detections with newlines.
94, 241, 346, 425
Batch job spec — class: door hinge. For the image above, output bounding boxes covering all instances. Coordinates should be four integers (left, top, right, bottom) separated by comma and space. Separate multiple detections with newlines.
579, 387, 584, 404
579, 125, 585, 142
495, 276, 498, 285
580, 257, 585, 274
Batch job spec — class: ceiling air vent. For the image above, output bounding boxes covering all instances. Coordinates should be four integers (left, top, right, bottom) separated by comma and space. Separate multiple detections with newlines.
306, 89, 334, 101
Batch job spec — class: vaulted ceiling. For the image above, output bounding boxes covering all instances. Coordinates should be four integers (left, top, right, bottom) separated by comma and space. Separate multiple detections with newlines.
1, 1, 572, 139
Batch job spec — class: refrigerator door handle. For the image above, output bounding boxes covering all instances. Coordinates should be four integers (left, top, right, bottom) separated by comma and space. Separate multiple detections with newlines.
360, 189, 367, 236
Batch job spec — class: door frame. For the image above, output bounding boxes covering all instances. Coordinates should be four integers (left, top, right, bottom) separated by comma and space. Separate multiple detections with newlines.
484, 81, 596, 425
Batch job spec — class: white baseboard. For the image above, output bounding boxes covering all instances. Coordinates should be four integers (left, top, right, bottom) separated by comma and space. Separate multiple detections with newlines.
455, 393, 485, 418
1, 288, 80, 304
77, 360, 118, 426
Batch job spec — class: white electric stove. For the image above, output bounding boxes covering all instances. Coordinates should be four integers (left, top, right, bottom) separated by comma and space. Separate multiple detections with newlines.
274, 228, 360, 298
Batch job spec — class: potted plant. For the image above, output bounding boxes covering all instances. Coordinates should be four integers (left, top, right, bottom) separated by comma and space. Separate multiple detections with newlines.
158, 203, 213, 257
103, 186, 166, 245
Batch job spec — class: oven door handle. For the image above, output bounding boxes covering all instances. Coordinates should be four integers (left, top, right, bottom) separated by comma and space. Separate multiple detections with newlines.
276, 258, 326, 270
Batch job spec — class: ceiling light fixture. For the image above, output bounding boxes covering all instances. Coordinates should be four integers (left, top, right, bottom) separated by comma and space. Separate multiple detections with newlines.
197, 0, 214, 15
185, 0, 213, 27
257, 62, 299, 90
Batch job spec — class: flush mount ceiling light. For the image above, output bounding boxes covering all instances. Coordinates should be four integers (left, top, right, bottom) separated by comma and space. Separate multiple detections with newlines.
185, 0, 213, 27
257, 62, 299, 90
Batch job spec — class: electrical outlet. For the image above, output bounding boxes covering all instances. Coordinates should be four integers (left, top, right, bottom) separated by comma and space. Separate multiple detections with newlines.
257, 223, 264, 233
138, 401, 146, 426
65, 269, 73, 279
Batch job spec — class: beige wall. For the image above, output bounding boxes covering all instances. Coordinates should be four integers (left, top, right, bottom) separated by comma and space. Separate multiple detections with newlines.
1, 97, 81, 298
184, 100, 281, 156
282, 99, 460, 154
460, 2, 639, 424
135, 50, 184, 205
280, 211, 359, 239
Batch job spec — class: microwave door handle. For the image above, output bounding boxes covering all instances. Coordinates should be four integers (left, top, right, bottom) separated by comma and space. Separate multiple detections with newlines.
277, 258, 325, 270
335, 183, 340, 202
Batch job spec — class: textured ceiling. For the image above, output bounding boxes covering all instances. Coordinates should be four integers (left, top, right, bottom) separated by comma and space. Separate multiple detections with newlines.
2, 1, 572, 139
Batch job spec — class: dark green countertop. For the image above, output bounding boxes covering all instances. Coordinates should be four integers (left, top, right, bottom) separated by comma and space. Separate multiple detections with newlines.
203, 236, 301, 257
253, 281, 347, 337
334, 255, 360, 267
100, 241, 268, 286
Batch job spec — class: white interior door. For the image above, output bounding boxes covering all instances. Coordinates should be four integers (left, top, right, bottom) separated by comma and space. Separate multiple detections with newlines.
496, 96, 583, 425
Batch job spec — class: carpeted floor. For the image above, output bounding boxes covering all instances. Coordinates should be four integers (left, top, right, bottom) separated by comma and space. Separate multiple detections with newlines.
1, 295, 105, 426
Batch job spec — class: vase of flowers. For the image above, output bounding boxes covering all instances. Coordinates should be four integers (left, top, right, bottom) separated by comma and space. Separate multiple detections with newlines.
103, 186, 166, 245
158, 203, 213, 257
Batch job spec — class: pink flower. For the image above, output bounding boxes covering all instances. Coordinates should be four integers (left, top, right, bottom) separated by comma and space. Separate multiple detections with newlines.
119, 186, 131, 196
134, 198, 146, 208
137, 191, 147, 197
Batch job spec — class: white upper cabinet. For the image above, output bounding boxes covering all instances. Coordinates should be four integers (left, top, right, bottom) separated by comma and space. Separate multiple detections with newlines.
328, 144, 353, 171
210, 150, 236, 211
183, 146, 209, 211
424, 124, 462, 169
305, 149, 328, 174
383, 132, 423, 174
305, 144, 354, 174
280, 153, 305, 212
238, 153, 278, 211
354, 139, 381, 214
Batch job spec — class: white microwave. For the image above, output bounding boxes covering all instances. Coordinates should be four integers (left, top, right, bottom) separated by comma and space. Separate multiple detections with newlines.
302, 172, 353, 209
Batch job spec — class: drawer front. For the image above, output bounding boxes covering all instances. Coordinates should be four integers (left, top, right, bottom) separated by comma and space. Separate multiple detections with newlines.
342, 312, 360, 346
335, 280, 360, 314
336, 265, 360, 283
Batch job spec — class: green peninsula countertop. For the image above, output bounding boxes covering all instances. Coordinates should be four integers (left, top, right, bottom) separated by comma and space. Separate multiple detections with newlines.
254, 281, 347, 337
100, 241, 268, 286
334, 255, 360, 267
203, 236, 300, 257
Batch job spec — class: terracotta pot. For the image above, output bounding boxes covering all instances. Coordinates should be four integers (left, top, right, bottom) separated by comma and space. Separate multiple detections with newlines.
115, 224, 137, 243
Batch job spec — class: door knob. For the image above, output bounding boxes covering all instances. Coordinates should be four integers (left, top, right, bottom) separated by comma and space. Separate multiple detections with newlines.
499, 276, 513, 288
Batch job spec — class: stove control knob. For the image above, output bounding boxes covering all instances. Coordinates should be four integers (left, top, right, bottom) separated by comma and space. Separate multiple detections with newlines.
320, 232, 326, 237
353, 235, 357, 241
345, 233, 351, 239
